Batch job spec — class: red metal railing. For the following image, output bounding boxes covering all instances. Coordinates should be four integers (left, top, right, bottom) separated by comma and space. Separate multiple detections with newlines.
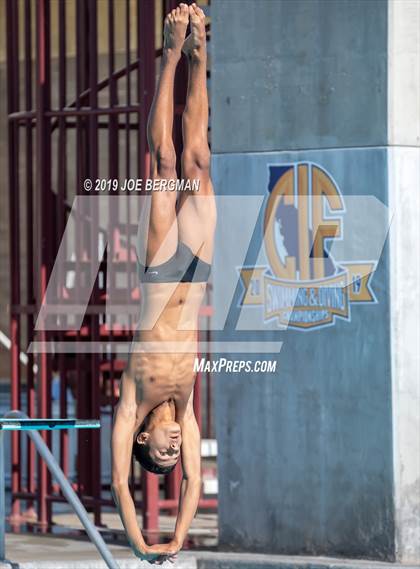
6, 0, 216, 537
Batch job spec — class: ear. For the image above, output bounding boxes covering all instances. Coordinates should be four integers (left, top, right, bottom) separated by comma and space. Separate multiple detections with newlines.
136, 431, 150, 445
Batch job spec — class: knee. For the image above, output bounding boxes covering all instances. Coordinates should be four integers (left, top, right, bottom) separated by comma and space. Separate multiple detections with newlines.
181, 147, 211, 179
154, 146, 177, 178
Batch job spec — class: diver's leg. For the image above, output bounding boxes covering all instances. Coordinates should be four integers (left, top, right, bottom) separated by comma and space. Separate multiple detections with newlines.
178, 4, 216, 263
145, 3, 189, 266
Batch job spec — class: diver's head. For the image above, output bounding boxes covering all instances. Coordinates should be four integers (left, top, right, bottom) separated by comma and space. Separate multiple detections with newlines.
133, 401, 181, 475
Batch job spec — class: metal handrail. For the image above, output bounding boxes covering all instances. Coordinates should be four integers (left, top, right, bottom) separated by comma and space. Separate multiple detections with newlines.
0, 410, 120, 569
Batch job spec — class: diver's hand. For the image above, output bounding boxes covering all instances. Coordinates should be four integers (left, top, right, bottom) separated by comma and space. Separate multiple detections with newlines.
146, 540, 181, 565
133, 541, 180, 565
132, 544, 161, 563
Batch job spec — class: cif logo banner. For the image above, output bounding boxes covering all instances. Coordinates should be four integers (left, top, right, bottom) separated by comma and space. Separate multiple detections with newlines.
239, 163, 376, 331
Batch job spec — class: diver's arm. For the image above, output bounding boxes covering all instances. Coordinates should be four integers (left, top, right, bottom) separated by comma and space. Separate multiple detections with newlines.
172, 393, 202, 548
111, 391, 148, 556
111, 370, 159, 557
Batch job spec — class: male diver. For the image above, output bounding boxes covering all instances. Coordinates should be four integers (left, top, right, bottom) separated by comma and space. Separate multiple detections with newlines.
111, 3, 216, 563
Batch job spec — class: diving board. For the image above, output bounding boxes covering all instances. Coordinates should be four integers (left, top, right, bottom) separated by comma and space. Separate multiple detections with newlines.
0, 418, 100, 431
0, 411, 119, 569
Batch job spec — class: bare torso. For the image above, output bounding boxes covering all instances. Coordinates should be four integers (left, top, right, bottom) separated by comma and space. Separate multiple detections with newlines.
127, 281, 206, 421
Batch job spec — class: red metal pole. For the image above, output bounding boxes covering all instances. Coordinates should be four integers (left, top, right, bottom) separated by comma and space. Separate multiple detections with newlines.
194, 369, 202, 433
137, 0, 155, 182
86, 0, 101, 526
206, 287, 213, 438
166, 462, 182, 517
57, 0, 69, 482
35, 0, 53, 528
141, 470, 159, 542
6, 0, 22, 524
24, 0, 37, 517
75, 0, 90, 503
108, 3, 119, 500
138, 0, 159, 536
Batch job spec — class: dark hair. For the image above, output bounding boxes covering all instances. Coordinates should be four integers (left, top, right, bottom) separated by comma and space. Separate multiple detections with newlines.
132, 435, 177, 475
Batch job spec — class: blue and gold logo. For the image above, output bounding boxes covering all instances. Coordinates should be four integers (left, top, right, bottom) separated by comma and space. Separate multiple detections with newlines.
239, 162, 376, 330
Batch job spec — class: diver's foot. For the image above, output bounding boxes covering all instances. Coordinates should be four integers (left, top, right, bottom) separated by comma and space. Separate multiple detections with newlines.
163, 3, 189, 59
182, 3, 207, 61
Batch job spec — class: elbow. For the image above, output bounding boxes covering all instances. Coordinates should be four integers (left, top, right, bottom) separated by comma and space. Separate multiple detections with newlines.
184, 475, 202, 488
111, 480, 129, 496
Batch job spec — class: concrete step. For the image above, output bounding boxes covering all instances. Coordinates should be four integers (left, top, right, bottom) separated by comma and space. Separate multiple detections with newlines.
196, 551, 420, 569
1, 550, 419, 569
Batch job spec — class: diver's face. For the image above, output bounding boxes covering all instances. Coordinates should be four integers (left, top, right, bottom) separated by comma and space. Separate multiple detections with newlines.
142, 421, 182, 468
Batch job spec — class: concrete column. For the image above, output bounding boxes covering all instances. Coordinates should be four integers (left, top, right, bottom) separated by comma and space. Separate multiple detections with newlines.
388, 1, 420, 562
211, 0, 419, 562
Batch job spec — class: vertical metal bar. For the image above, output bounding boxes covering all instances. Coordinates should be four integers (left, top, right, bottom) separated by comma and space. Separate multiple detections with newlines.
107, 0, 119, 466
205, 287, 212, 438
206, 338, 212, 438
125, 0, 133, 335
141, 470, 159, 540
108, 0, 119, 172
75, 0, 82, 499
75, 0, 88, 501
108, 2, 118, 462
108, 0, 120, 359
6, 0, 22, 523
35, 0, 53, 528
137, 0, 154, 181
58, 0, 69, 480
24, 0, 36, 512
0, 430, 5, 561
166, 463, 182, 516
137, 0, 159, 534
194, 334, 203, 433
88, 0, 101, 526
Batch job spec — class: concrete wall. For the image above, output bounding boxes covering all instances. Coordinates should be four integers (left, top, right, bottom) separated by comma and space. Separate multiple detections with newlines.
211, 0, 419, 562
388, 1, 420, 146
212, 148, 394, 560
388, 148, 420, 563
211, 0, 387, 153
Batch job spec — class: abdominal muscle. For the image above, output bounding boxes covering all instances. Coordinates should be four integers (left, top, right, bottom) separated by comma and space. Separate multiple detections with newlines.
129, 281, 206, 404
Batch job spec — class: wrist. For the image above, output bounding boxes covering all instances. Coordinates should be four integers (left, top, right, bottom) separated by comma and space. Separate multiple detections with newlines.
172, 535, 183, 548
132, 539, 148, 555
